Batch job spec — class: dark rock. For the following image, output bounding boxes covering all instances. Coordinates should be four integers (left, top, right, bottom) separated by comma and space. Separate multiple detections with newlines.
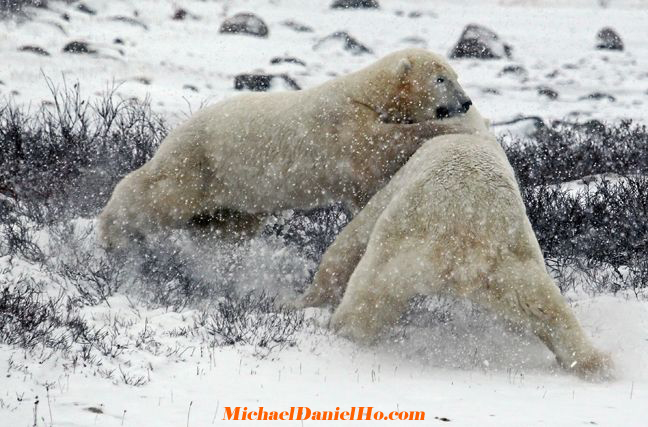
63, 41, 95, 54
581, 119, 606, 133
596, 27, 623, 51
551, 119, 607, 136
314, 31, 372, 55
481, 88, 500, 95
45, 21, 67, 35
113, 38, 124, 44
281, 20, 313, 33
109, 16, 149, 30
537, 86, 559, 100
61, 12, 70, 21
331, 0, 379, 9
133, 77, 151, 85
545, 69, 560, 79
183, 84, 198, 92
172, 8, 187, 20
76, 3, 96, 15
400, 36, 427, 47
580, 92, 616, 102
270, 56, 306, 66
19, 45, 50, 56
499, 64, 526, 76
234, 74, 300, 91
0, 0, 47, 15
449, 24, 512, 60
220, 13, 268, 38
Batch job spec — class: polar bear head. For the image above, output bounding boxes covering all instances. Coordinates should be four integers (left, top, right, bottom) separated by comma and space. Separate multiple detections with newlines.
354, 48, 473, 124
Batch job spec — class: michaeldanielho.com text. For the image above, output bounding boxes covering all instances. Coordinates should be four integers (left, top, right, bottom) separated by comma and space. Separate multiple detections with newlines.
223, 407, 425, 421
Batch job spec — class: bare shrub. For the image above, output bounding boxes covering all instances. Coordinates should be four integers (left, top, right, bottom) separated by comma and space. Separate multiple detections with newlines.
50, 222, 127, 306
0, 78, 166, 221
0, 278, 98, 354
505, 120, 648, 296
503, 120, 648, 187
196, 292, 304, 356
0, 0, 46, 17
267, 204, 351, 261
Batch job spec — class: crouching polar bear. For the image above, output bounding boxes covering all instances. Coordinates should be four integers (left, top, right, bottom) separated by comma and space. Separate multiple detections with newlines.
98, 48, 477, 250
300, 128, 612, 379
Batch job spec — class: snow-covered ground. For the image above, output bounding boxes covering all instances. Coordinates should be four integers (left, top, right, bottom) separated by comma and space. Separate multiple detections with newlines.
2, 0, 648, 426
1, 288, 647, 426
2, 0, 648, 126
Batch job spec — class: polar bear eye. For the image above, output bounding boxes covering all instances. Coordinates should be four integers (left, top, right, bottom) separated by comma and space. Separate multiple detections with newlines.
436, 77, 446, 84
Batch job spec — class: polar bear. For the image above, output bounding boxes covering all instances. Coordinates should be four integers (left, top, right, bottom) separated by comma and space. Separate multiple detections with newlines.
98, 48, 477, 250
300, 128, 612, 380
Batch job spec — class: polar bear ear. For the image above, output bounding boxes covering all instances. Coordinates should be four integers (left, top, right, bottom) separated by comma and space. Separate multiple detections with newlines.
395, 58, 413, 76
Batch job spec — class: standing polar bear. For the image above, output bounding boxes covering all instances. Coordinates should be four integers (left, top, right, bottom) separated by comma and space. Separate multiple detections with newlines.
98, 48, 476, 249
300, 125, 612, 379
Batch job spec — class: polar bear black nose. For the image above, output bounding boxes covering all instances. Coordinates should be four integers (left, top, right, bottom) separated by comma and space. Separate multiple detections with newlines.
461, 100, 472, 113
435, 106, 450, 119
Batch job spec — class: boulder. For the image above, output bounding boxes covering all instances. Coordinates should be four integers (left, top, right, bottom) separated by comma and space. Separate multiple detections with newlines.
281, 20, 313, 33
19, 45, 50, 56
596, 27, 623, 51
580, 92, 616, 102
498, 64, 526, 77
172, 8, 187, 20
314, 31, 372, 55
234, 74, 300, 91
76, 3, 96, 15
331, 0, 379, 9
449, 24, 512, 59
109, 16, 149, 30
270, 56, 306, 66
537, 86, 559, 100
220, 13, 268, 38
63, 41, 95, 54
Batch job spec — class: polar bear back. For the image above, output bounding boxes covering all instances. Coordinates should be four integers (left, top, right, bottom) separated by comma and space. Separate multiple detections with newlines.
146, 88, 354, 212
364, 133, 545, 290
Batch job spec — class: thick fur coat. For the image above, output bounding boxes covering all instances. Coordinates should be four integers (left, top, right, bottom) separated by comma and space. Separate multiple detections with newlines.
98, 48, 476, 249
301, 126, 612, 380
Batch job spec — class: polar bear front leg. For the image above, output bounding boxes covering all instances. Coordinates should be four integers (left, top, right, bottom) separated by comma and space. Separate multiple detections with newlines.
299, 228, 366, 308
371, 113, 483, 145
329, 227, 420, 343
483, 260, 614, 380
330, 269, 413, 344
298, 178, 399, 308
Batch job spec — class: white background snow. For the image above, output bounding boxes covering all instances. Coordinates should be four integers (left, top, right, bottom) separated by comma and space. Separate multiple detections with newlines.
1, 0, 648, 426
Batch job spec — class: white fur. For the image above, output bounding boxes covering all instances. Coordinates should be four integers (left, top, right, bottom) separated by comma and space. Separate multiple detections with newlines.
98, 48, 478, 249
302, 126, 612, 380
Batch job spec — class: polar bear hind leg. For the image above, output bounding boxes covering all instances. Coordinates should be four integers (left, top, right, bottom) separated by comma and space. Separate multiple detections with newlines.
480, 259, 613, 380
99, 166, 208, 250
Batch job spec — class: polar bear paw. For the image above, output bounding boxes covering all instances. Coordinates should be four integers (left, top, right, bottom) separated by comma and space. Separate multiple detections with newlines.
563, 350, 615, 382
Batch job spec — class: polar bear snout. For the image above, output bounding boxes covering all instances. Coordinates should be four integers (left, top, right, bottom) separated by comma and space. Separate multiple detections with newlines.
435, 98, 472, 119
